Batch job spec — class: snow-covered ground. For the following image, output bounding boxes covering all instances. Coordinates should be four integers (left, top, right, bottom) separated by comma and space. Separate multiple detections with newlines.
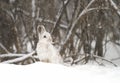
0, 41, 120, 83
0, 62, 120, 83
105, 42, 120, 65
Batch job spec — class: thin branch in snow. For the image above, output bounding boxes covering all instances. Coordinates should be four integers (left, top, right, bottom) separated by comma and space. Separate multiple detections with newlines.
2, 51, 35, 64
0, 43, 11, 53
0, 54, 24, 58
71, 54, 117, 67
0, 53, 38, 60
111, 57, 120, 61
72, 55, 89, 65
93, 55, 117, 67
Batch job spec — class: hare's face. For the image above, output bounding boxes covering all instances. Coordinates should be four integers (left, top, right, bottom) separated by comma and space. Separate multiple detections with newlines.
37, 25, 52, 43
40, 31, 52, 43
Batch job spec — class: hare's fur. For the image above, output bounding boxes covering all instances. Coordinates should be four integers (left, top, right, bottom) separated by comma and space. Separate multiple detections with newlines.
36, 25, 62, 63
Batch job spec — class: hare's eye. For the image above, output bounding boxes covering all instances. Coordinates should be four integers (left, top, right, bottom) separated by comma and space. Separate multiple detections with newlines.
43, 35, 46, 38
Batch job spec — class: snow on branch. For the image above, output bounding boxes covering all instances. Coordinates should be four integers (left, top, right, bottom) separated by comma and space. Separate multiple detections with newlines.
0, 54, 24, 58
86, 7, 109, 13
109, 0, 120, 17
1, 51, 36, 64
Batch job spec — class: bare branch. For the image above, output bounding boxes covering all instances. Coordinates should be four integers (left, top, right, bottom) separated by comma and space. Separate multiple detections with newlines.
0, 43, 10, 53
15, 7, 30, 16
61, 0, 95, 48
0, 54, 24, 58
111, 57, 120, 61
2, 51, 35, 64
86, 7, 109, 12
51, 0, 71, 34
37, 18, 68, 29
93, 55, 117, 67
109, 0, 120, 17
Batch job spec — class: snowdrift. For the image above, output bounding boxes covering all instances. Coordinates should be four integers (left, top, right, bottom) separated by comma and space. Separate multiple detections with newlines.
0, 62, 120, 83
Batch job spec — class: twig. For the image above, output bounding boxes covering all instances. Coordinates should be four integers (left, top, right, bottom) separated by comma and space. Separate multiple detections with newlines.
111, 57, 120, 61
93, 55, 117, 67
51, 0, 70, 34
0, 43, 10, 53
60, 0, 95, 48
1, 8, 15, 22
0, 53, 38, 58
94, 59, 105, 66
109, 0, 120, 17
2, 51, 35, 64
72, 56, 87, 65
37, 18, 68, 29
86, 7, 109, 12
71, 54, 117, 67
15, 7, 30, 16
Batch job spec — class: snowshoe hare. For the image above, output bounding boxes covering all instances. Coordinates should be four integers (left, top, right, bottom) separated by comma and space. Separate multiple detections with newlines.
36, 25, 62, 64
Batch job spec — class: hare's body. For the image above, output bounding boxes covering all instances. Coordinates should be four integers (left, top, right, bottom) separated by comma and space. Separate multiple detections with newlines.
36, 25, 62, 63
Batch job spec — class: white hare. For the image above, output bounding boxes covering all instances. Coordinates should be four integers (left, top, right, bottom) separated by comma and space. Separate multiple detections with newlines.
36, 25, 62, 64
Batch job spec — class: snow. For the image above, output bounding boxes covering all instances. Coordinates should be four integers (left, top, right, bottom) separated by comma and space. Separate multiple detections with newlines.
105, 42, 120, 65
0, 62, 120, 83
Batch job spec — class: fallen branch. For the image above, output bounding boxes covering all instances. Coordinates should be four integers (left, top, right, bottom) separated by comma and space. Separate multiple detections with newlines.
72, 54, 90, 65
1, 51, 36, 64
72, 56, 86, 65
0, 54, 24, 58
111, 57, 120, 61
71, 54, 117, 67
93, 55, 117, 67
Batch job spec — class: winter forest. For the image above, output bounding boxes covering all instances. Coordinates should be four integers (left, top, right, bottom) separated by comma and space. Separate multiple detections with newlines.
0, 0, 120, 67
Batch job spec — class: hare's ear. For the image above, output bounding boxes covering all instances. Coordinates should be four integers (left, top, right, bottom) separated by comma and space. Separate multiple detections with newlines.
37, 25, 46, 34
